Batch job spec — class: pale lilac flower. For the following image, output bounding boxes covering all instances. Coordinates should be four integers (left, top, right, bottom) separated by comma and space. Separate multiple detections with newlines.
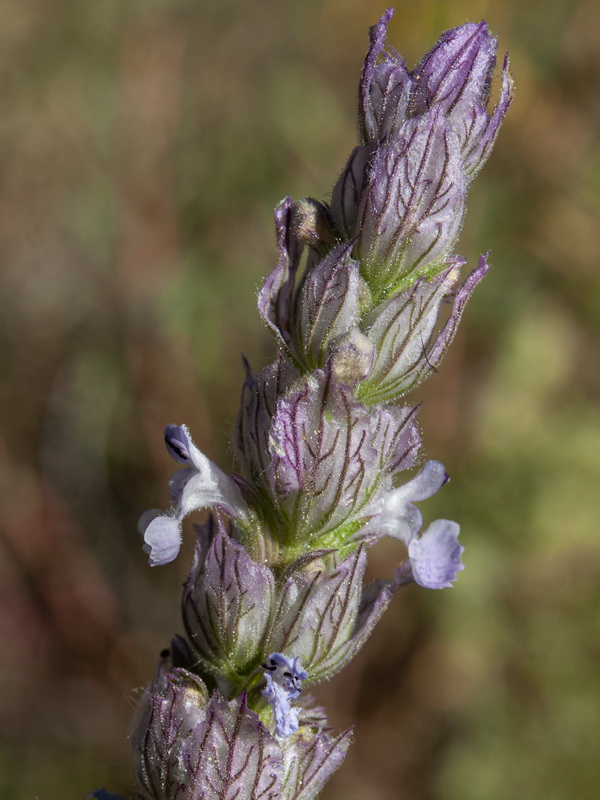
138, 424, 251, 566
373, 460, 464, 588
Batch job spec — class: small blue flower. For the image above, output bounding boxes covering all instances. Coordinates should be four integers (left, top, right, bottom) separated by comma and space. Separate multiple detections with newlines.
262, 653, 308, 737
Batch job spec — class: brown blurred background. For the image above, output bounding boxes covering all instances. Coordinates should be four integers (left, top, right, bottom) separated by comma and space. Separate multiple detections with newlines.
1, 0, 599, 798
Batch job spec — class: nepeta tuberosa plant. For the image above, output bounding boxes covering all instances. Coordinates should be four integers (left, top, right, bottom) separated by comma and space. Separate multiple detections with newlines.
94, 9, 511, 800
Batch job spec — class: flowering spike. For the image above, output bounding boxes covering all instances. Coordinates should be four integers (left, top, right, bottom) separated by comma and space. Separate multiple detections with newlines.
123, 14, 510, 800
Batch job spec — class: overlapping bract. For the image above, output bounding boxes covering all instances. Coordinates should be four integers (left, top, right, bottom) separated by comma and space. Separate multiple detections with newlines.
337, 10, 512, 300
183, 522, 397, 688
265, 369, 420, 544
128, 652, 351, 800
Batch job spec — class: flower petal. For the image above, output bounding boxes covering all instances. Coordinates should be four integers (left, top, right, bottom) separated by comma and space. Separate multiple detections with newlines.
140, 514, 182, 567
262, 653, 308, 738
263, 674, 301, 738
164, 423, 194, 464
140, 426, 251, 566
408, 518, 464, 588
375, 460, 447, 543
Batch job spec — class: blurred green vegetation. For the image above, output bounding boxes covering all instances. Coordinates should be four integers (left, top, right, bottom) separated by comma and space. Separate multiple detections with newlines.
0, 0, 599, 798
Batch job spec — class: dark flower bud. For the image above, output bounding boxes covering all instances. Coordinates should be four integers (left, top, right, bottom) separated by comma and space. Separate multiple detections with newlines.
358, 8, 411, 143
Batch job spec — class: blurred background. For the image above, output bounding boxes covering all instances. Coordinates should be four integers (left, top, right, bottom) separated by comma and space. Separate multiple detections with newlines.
1, 0, 599, 798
